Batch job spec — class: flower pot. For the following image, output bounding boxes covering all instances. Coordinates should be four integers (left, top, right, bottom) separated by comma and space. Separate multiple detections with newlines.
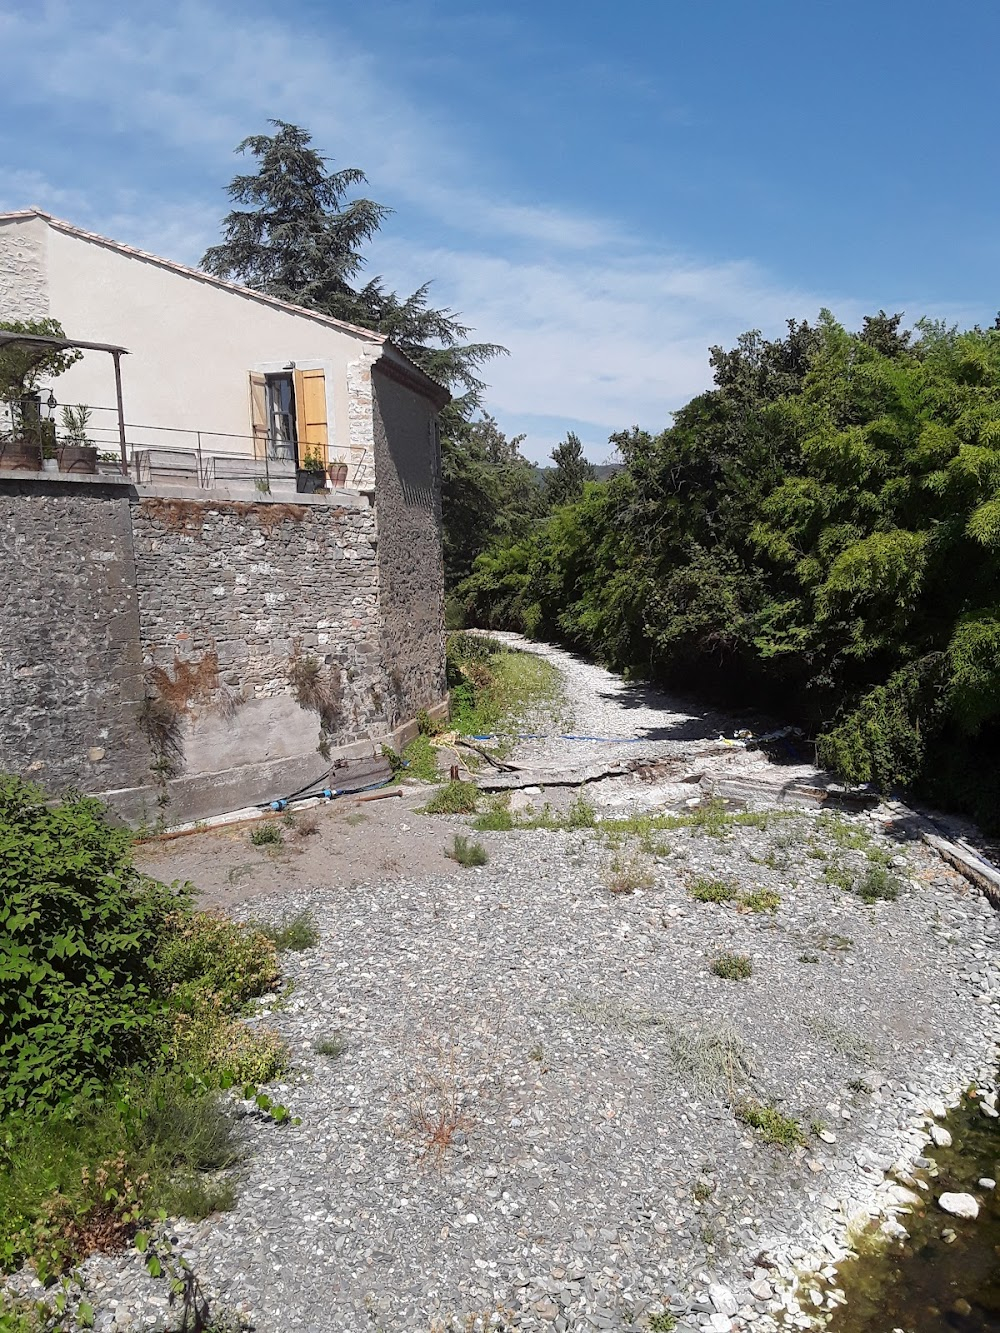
0, 439, 43, 471
296, 467, 328, 494
57, 444, 98, 474
328, 462, 349, 487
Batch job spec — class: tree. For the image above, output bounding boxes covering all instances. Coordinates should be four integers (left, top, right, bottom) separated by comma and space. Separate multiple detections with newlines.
0, 318, 81, 439
442, 414, 543, 586
201, 120, 503, 413
543, 431, 596, 508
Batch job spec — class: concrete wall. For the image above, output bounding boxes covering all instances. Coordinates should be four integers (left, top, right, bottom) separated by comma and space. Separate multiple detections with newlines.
372, 366, 447, 719
0, 475, 148, 795
0, 215, 382, 487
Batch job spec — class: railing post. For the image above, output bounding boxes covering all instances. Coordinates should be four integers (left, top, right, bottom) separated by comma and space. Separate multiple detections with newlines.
112, 350, 128, 477
197, 431, 203, 487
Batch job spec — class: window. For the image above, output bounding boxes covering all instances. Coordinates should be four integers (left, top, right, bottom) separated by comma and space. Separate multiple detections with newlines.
249, 368, 328, 466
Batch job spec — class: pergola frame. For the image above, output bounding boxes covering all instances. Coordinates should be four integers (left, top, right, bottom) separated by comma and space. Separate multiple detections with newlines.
0, 331, 130, 475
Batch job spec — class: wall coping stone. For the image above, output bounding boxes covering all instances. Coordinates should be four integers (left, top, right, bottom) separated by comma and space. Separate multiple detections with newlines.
0, 471, 370, 508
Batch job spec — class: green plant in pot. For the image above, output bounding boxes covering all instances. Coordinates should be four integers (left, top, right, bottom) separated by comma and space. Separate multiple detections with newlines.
297, 448, 328, 493
57, 403, 98, 473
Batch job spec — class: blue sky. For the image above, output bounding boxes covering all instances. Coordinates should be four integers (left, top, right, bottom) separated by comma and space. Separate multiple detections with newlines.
1, 0, 996, 462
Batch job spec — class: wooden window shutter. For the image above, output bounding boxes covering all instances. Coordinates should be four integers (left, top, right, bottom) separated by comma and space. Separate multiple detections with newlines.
249, 372, 268, 458
293, 369, 328, 466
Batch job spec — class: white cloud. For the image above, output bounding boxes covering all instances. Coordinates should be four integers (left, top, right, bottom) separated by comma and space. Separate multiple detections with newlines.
2, 0, 945, 463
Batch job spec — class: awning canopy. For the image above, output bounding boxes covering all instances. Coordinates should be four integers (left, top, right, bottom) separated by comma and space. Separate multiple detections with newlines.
0, 332, 129, 355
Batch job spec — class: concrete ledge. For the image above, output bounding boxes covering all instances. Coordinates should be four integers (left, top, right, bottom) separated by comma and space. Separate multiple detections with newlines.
98, 696, 450, 828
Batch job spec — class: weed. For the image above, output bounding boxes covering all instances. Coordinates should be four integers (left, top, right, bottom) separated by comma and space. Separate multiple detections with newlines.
734, 1098, 805, 1147
825, 861, 854, 891
225, 863, 256, 886
711, 952, 753, 980
648, 1315, 678, 1333
817, 812, 872, 851
343, 811, 369, 826
473, 797, 515, 831
446, 834, 488, 867
687, 876, 738, 904
855, 864, 902, 903
252, 911, 319, 952
314, 1034, 347, 1059
528, 1043, 544, 1063
424, 781, 479, 815
401, 734, 440, 783
740, 888, 781, 913
799, 952, 820, 963
692, 1179, 713, 1203
805, 1015, 877, 1067
249, 822, 283, 847
287, 641, 343, 732
604, 851, 655, 894
293, 811, 320, 838
810, 1118, 828, 1137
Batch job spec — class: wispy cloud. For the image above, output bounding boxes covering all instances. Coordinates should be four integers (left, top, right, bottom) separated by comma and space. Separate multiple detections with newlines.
0, 0, 917, 461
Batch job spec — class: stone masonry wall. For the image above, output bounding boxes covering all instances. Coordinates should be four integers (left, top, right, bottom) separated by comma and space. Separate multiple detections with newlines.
0, 477, 148, 794
129, 494, 391, 815
371, 369, 447, 720
0, 217, 49, 322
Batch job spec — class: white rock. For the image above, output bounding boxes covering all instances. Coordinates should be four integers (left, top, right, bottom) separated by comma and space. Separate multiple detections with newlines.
938, 1192, 979, 1219
929, 1125, 952, 1147
978, 1178, 996, 1190
709, 1283, 739, 1317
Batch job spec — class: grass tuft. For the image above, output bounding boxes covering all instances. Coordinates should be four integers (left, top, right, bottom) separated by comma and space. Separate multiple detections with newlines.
687, 876, 738, 903
472, 797, 515, 831
604, 851, 655, 894
424, 780, 480, 815
710, 952, 753, 980
401, 734, 440, 783
252, 910, 319, 952
734, 1098, 805, 1147
855, 864, 902, 903
445, 834, 489, 867
314, 1034, 347, 1059
249, 821, 283, 846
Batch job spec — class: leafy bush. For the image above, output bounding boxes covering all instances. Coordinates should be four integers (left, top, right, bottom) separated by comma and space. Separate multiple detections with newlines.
740, 889, 781, 913
154, 912, 279, 1014
0, 777, 184, 1116
855, 864, 902, 903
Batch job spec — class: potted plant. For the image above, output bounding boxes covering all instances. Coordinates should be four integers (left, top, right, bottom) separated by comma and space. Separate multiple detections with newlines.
0, 317, 81, 472
328, 453, 349, 487
297, 447, 328, 494
57, 404, 98, 473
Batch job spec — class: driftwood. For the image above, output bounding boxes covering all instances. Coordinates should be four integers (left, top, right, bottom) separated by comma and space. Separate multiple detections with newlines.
922, 832, 1000, 908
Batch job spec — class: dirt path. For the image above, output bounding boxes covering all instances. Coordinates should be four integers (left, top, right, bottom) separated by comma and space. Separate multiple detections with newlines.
110, 642, 1000, 1333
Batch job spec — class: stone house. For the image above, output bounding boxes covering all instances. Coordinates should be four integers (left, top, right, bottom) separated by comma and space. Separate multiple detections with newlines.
0, 209, 450, 824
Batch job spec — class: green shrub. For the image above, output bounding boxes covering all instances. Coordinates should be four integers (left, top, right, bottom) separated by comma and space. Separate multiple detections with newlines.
711, 952, 753, 980
740, 889, 781, 913
252, 910, 319, 951
424, 780, 480, 815
401, 734, 440, 782
445, 834, 489, 866
315, 1035, 347, 1059
249, 821, 283, 846
0, 777, 185, 1116
154, 912, 279, 1014
687, 876, 738, 903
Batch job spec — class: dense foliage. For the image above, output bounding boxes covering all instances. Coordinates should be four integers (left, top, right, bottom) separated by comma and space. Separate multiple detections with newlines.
0, 777, 291, 1288
459, 312, 1000, 827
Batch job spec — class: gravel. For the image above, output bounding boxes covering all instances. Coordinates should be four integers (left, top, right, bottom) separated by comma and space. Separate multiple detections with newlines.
14, 640, 1000, 1332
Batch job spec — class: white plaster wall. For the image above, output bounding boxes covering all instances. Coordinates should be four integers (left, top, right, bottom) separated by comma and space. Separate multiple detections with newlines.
41, 226, 377, 472
0, 215, 50, 322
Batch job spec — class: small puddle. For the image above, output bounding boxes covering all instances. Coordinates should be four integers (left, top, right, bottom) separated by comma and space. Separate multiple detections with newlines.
826, 1089, 1000, 1332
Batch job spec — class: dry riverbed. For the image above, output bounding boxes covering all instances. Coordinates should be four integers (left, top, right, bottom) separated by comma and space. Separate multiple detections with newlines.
70, 643, 1000, 1332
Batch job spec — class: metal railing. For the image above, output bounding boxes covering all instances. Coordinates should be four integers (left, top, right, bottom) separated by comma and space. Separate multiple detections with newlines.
25, 402, 371, 490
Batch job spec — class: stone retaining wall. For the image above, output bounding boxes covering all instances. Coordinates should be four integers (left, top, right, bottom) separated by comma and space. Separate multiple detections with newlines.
0, 473, 446, 823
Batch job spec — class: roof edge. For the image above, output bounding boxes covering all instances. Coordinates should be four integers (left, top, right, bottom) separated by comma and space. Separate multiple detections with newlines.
0, 207, 386, 345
